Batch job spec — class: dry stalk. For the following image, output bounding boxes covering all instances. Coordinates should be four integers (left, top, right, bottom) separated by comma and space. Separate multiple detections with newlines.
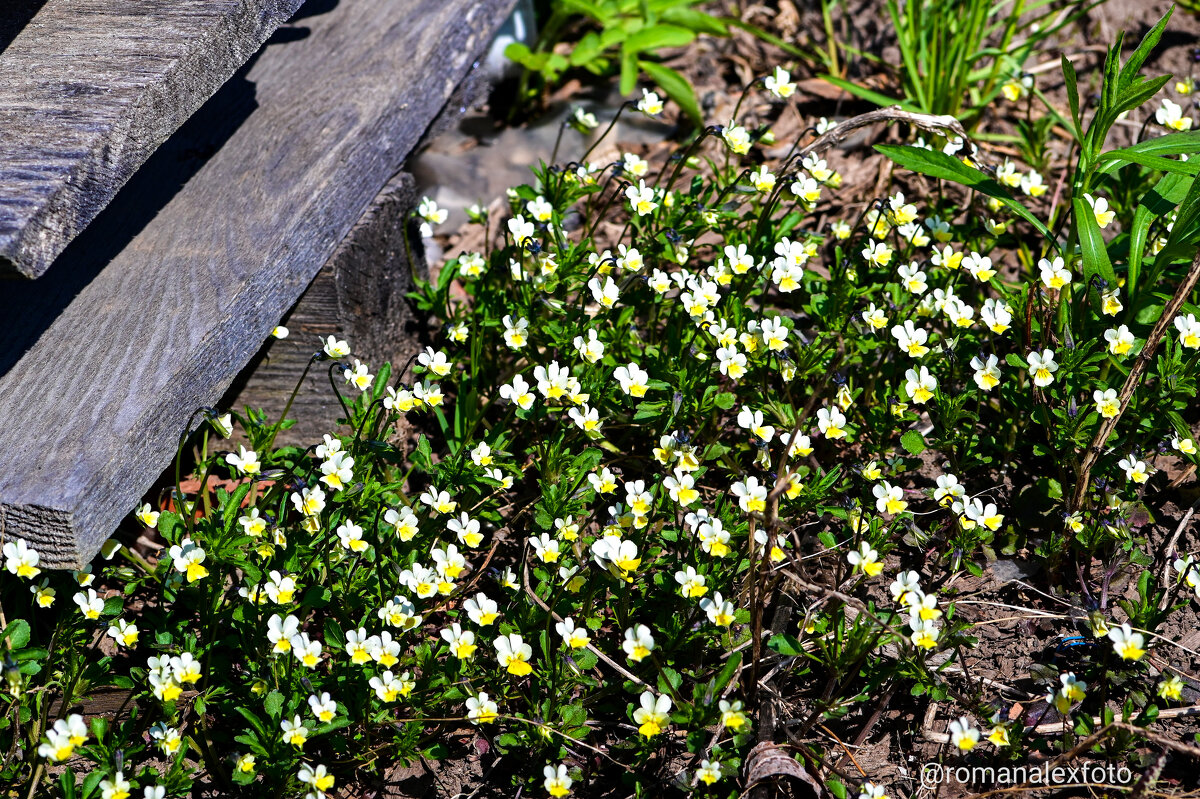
1071, 250, 1200, 511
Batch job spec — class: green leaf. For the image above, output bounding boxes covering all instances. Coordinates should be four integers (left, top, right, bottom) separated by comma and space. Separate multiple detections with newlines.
1128, 172, 1190, 292
569, 32, 607, 68
713, 652, 741, 692
875, 145, 1054, 242
767, 634, 804, 656
222, 482, 253, 534
561, 0, 607, 21
1005, 353, 1028, 369
1074, 197, 1117, 285
264, 690, 285, 720
59, 768, 77, 799
900, 430, 926, 456
1062, 55, 1082, 141
639, 60, 702, 127
661, 7, 727, 36
713, 391, 737, 410
1114, 75, 1173, 120
2, 619, 30, 650
1096, 146, 1200, 177
623, 24, 695, 53
504, 42, 547, 72
157, 511, 182, 543
821, 74, 909, 110
1119, 8, 1172, 89
1125, 124, 1200, 172
619, 45, 638, 96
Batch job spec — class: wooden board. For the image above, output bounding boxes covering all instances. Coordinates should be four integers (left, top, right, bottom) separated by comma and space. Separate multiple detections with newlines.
0, 0, 514, 567
0, 0, 308, 279
221, 172, 431, 446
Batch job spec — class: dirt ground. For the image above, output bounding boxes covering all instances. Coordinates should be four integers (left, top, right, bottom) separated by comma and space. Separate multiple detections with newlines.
402, 1, 1200, 796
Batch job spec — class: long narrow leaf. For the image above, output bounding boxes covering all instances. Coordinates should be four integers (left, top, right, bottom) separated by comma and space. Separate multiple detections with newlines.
1098, 130, 1200, 170
1096, 149, 1200, 177
876, 145, 1054, 241
821, 75, 911, 110
1074, 197, 1117, 285
1061, 55, 1082, 142
1120, 8, 1173, 89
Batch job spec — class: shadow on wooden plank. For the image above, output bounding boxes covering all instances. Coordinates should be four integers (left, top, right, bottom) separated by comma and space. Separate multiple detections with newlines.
0, 0, 48, 53
0, 67, 256, 374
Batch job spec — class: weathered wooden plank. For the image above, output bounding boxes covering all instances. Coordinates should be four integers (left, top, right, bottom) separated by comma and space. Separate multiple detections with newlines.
0, 0, 514, 567
0, 0, 307, 278
221, 172, 431, 446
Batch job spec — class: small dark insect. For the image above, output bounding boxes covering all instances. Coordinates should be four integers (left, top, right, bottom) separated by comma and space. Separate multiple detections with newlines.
1053, 633, 1096, 661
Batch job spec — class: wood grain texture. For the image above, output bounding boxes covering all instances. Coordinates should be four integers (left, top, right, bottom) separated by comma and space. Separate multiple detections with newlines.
221, 172, 432, 446
0, 0, 307, 278
0, 0, 514, 567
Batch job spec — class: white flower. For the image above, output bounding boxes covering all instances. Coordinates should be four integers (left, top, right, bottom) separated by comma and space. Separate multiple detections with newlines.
699, 592, 736, 626
499, 374, 536, 410
573, 329, 605, 363
970, 354, 1001, 391
816, 406, 847, 439
572, 106, 599, 130
633, 691, 672, 737
225, 445, 260, 475
544, 764, 573, 797
3, 539, 41, 579
1175, 313, 1200, 348
502, 315, 529, 349
589, 275, 619, 308
466, 692, 499, 724
764, 65, 796, 98
418, 196, 447, 226
507, 215, 535, 244
722, 119, 751, 154
1027, 349, 1058, 387
418, 347, 452, 377
872, 481, 907, 514
731, 476, 768, 513
555, 617, 590, 648
891, 320, 929, 358
613, 362, 649, 397
904, 366, 937, 404
1157, 98, 1193, 131
343, 359, 374, 391
736, 406, 775, 442
168, 537, 208, 582
1084, 194, 1115, 228
948, 717, 980, 751
1104, 325, 1135, 356
73, 588, 104, 620
636, 88, 664, 116
1108, 623, 1146, 660
322, 336, 350, 358
626, 179, 658, 216
1118, 454, 1150, 483
750, 166, 776, 193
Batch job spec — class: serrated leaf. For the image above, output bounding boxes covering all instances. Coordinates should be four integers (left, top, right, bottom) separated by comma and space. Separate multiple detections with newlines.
2, 619, 30, 650
900, 429, 926, 456
264, 690, 284, 720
